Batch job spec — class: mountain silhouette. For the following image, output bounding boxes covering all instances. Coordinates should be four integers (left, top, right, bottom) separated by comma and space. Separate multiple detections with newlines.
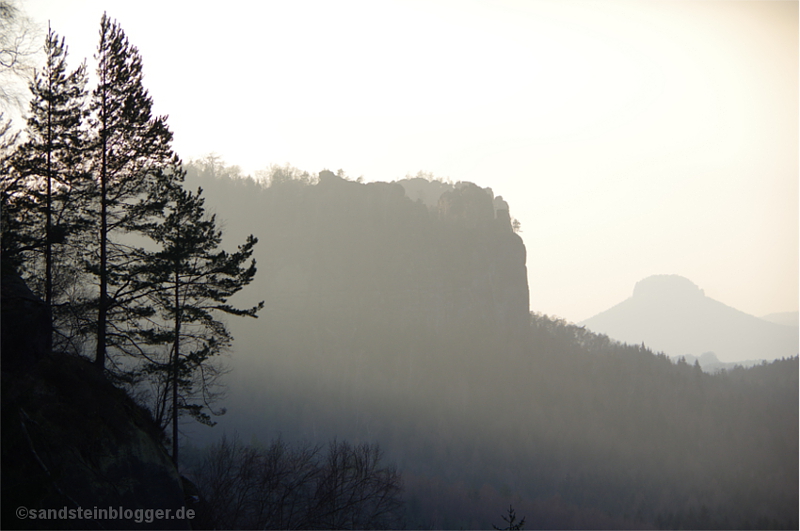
580, 274, 798, 363
762, 311, 800, 327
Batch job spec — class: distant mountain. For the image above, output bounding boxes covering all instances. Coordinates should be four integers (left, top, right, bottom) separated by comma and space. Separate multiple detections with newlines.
670, 351, 765, 373
580, 275, 798, 363
762, 311, 800, 327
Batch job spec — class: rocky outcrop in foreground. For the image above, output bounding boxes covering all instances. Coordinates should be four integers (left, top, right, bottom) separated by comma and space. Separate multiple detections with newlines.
1, 270, 193, 530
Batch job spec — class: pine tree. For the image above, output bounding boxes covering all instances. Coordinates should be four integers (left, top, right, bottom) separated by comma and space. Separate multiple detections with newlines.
12, 26, 89, 312
140, 185, 262, 466
89, 13, 183, 370
493, 505, 525, 531
0, 111, 30, 271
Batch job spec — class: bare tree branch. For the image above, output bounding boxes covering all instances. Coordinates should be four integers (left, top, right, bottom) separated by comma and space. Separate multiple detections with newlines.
0, 0, 42, 116
194, 435, 404, 529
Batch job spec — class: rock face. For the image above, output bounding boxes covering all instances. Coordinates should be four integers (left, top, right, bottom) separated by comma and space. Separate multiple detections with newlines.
1, 273, 190, 530
581, 274, 798, 362
230, 173, 530, 338
1, 268, 52, 372
180, 169, 532, 449
2, 354, 190, 530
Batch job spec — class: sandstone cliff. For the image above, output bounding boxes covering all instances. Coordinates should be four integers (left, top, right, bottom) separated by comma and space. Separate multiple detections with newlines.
197, 171, 530, 340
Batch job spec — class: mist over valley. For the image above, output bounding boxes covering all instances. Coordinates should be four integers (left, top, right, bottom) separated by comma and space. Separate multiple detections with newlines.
177, 162, 798, 529
2, 2, 797, 529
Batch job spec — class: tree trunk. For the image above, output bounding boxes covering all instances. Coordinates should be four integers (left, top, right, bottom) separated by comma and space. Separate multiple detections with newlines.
172, 266, 180, 467
95, 87, 107, 370
44, 73, 52, 309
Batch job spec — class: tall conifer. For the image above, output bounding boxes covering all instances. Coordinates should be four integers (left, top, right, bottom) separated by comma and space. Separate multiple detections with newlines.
141, 185, 262, 466
13, 26, 88, 310
89, 13, 182, 370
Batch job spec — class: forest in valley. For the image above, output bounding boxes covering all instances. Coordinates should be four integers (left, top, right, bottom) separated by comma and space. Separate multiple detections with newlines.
1, 8, 798, 531
178, 161, 798, 530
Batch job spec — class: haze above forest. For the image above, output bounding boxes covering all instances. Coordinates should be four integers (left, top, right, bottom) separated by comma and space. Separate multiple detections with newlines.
177, 162, 798, 529
23, 0, 799, 324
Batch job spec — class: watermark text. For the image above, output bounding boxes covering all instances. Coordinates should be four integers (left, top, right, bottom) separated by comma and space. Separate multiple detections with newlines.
17, 506, 195, 524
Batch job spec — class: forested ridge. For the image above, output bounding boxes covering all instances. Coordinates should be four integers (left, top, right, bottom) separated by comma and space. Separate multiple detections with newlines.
1, 7, 797, 530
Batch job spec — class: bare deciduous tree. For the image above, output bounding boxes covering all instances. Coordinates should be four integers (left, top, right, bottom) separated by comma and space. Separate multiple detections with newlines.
0, 0, 41, 114
194, 435, 404, 529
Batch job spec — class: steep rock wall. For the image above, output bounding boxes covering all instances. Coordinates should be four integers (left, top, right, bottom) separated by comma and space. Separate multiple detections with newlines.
222, 172, 530, 338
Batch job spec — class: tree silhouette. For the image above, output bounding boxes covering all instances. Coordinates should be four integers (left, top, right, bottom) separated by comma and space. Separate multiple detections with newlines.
195, 436, 404, 529
88, 13, 183, 370
0, 112, 30, 268
0, 0, 39, 112
493, 504, 525, 530
139, 185, 262, 466
13, 26, 88, 312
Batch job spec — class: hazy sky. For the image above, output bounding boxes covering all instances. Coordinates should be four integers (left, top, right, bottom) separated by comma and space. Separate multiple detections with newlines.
22, 0, 799, 323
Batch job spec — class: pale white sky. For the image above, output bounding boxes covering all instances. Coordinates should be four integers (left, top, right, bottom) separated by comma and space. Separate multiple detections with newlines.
21, 0, 799, 323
